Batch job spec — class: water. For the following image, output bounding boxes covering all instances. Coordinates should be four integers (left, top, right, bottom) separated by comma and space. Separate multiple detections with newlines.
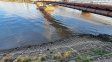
0, 1, 63, 50
50, 6, 112, 35
0, 1, 112, 50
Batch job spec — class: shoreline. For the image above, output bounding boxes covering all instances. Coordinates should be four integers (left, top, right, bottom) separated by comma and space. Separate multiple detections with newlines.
0, 34, 112, 62
0, 34, 112, 54
0, 34, 111, 52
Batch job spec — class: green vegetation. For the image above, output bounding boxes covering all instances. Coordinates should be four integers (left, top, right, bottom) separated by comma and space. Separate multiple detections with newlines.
92, 48, 110, 56
53, 53, 62, 60
0, 48, 111, 62
75, 48, 111, 62
14, 55, 46, 62
76, 54, 92, 62
15, 56, 31, 62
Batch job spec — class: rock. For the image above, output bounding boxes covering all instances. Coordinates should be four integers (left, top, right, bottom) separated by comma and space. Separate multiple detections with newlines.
2, 53, 13, 62
69, 60, 76, 62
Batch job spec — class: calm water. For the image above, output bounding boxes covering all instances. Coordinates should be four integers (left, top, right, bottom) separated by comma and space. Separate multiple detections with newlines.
50, 6, 112, 35
0, 1, 112, 50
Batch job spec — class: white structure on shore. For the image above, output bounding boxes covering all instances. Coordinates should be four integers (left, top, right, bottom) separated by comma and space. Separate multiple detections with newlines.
32, 0, 112, 5
69, 0, 112, 5
64, 0, 112, 4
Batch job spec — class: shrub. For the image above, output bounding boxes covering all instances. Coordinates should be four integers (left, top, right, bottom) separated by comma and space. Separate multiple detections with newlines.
15, 56, 31, 62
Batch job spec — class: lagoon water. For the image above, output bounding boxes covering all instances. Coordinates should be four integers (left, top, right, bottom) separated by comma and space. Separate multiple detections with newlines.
0, 1, 112, 50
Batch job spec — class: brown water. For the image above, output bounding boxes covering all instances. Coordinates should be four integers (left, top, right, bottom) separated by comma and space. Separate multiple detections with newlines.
0, 1, 112, 50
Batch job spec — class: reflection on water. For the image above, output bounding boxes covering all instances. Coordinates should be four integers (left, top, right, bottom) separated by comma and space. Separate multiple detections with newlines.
50, 6, 112, 35
39, 6, 73, 38
0, 1, 70, 50
0, 1, 46, 49
81, 12, 92, 20
0, 1, 76, 50
1, 1, 112, 50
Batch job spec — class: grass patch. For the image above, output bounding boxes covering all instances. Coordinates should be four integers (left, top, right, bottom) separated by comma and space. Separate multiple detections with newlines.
91, 48, 110, 56
76, 54, 92, 62
16, 56, 31, 62
75, 48, 111, 62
